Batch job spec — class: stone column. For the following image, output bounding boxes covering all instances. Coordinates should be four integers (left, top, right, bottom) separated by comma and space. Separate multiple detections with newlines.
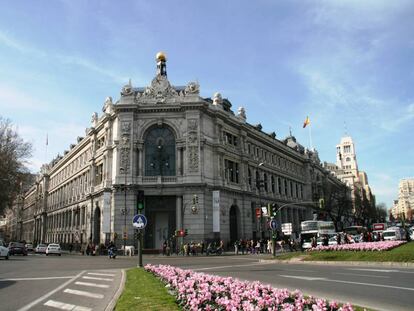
138, 146, 143, 176
176, 196, 182, 230
177, 148, 182, 176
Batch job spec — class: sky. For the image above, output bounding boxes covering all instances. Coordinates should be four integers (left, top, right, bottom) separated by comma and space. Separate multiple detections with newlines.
0, 0, 413, 209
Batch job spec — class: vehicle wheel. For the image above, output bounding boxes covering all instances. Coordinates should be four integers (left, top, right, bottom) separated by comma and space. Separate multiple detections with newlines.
59, 254, 61, 256
5, 255, 9, 260
46, 253, 48, 256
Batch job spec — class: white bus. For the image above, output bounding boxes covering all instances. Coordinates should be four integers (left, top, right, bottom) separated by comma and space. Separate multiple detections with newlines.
300, 220, 336, 249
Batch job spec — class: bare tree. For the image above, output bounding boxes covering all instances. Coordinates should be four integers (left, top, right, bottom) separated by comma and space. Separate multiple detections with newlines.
0, 117, 33, 214
322, 180, 353, 232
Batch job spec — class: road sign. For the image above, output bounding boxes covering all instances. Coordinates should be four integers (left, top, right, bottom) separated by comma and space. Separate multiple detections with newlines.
269, 219, 278, 230
281, 222, 292, 235
132, 214, 147, 229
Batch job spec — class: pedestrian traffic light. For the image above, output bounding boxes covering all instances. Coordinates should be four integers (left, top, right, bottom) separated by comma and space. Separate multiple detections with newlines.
123, 231, 128, 240
137, 190, 145, 210
271, 203, 278, 217
319, 198, 325, 209
184, 229, 188, 236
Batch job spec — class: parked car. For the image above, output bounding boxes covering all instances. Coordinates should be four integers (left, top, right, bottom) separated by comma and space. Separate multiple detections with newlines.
8, 242, 28, 256
25, 243, 34, 252
35, 244, 48, 254
0, 240, 9, 260
46, 243, 61, 256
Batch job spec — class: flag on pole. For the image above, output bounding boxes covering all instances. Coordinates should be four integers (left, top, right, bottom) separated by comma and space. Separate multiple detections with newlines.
303, 116, 310, 128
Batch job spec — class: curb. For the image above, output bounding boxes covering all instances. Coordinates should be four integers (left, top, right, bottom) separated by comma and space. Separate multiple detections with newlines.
105, 269, 126, 311
259, 259, 414, 268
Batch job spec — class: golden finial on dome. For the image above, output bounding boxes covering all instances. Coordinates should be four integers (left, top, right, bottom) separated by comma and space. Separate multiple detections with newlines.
156, 51, 167, 62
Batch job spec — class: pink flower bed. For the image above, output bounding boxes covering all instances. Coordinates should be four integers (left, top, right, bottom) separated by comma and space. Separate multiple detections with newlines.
309, 241, 406, 252
145, 264, 354, 311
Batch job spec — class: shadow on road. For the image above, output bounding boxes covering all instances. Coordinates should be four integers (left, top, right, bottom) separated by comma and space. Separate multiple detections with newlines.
0, 280, 16, 290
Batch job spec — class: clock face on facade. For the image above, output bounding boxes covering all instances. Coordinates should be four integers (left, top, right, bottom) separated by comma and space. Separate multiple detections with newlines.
145, 126, 176, 176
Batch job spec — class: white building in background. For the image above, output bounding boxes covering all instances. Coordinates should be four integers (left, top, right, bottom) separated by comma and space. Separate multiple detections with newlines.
324, 135, 375, 223
393, 178, 414, 221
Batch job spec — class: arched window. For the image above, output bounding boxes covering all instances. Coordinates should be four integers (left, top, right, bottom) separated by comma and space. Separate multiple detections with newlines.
144, 126, 176, 176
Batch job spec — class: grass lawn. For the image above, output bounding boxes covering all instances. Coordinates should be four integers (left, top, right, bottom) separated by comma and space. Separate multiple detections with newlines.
269, 242, 414, 262
115, 268, 180, 311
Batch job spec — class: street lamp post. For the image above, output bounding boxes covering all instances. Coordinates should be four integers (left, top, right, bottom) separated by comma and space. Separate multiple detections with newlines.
257, 162, 264, 239
120, 167, 128, 255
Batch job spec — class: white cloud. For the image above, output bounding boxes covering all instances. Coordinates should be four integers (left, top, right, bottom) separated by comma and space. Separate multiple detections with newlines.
0, 30, 127, 83
0, 85, 52, 112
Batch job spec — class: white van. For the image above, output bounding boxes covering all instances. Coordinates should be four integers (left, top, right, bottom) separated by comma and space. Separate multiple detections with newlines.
382, 227, 403, 241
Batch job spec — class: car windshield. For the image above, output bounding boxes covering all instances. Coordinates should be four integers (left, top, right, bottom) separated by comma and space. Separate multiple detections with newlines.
10, 242, 24, 247
38, 244, 47, 247
383, 231, 396, 237
49, 244, 59, 247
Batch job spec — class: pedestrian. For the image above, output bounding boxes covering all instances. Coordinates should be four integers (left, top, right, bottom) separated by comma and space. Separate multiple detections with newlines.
162, 240, 167, 256
69, 243, 73, 253
336, 233, 341, 245
267, 239, 273, 254
255, 240, 261, 254
234, 240, 239, 255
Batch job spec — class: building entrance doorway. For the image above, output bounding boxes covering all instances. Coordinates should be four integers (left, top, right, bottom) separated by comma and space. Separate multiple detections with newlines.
230, 205, 239, 243
144, 196, 176, 249
93, 207, 101, 245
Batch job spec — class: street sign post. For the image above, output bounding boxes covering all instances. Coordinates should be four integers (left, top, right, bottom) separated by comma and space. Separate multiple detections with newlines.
132, 214, 147, 229
269, 219, 278, 230
132, 214, 147, 267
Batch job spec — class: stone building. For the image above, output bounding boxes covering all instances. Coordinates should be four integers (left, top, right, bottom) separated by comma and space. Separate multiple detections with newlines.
324, 135, 375, 225
393, 178, 414, 221
7, 53, 349, 250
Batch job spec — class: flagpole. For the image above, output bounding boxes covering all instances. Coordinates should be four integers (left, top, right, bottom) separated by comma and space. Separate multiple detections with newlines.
308, 123, 313, 150
45, 133, 48, 164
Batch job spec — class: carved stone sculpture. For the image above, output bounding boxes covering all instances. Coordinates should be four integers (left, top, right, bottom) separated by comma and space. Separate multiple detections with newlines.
184, 81, 200, 95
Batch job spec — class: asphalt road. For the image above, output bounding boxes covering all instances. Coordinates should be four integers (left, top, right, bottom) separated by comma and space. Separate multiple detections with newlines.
1, 253, 413, 311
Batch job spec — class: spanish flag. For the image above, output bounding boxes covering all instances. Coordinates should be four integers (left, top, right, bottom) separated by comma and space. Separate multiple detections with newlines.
303, 116, 310, 128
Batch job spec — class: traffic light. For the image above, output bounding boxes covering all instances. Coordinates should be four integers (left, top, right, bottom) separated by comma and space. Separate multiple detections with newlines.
319, 198, 325, 209
192, 194, 198, 205
271, 203, 278, 217
137, 190, 145, 211
123, 231, 128, 240
184, 229, 188, 237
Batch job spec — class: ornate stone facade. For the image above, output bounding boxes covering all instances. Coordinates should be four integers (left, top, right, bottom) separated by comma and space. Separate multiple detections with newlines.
6, 54, 350, 250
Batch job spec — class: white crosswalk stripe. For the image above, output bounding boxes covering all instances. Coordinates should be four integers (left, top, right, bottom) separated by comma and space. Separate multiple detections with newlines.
82, 276, 113, 281
44, 299, 92, 311
87, 272, 115, 277
63, 288, 104, 299
75, 281, 109, 288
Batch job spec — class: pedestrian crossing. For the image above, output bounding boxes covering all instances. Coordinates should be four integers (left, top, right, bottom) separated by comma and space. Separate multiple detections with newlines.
41, 271, 121, 311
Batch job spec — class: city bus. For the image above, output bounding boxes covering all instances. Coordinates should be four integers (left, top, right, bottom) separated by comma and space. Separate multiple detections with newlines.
300, 220, 336, 249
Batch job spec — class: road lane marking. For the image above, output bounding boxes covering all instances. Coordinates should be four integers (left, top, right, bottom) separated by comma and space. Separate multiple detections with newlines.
75, 281, 110, 288
191, 262, 269, 271
44, 300, 92, 311
334, 272, 389, 279
17, 271, 85, 311
64, 288, 104, 299
348, 268, 400, 273
82, 276, 113, 281
279, 275, 326, 281
87, 272, 115, 277
279, 274, 414, 291
0, 276, 75, 281
348, 268, 414, 274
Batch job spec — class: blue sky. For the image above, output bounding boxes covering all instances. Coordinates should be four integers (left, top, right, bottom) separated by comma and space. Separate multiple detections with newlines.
0, 0, 413, 209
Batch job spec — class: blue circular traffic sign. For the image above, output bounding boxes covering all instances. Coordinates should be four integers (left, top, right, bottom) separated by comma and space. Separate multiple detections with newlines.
269, 219, 278, 230
132, 214, 147, 229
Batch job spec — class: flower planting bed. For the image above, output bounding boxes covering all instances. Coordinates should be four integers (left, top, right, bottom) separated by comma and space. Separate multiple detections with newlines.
309, 241, 406, 252
145, 264, 354, 311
